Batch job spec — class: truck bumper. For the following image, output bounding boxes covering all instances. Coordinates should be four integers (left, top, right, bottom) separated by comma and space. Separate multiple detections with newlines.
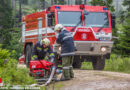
74, 41, 113, 56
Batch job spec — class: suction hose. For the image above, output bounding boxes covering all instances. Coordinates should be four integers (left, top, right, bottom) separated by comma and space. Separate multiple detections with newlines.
45, 66, 56, 85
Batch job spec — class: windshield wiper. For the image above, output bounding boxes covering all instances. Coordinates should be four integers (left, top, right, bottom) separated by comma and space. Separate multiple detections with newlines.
97, 21, 108, 32
71, 20, 82, 32
71, 15, 82, 32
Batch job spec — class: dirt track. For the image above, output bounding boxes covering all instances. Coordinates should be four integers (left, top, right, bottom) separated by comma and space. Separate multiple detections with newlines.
56, 70, 130, 90
17, 64, 130, 89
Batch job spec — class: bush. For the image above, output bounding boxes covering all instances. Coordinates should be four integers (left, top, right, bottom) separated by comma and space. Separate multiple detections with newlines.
81, 54, 130, 74
0, 48, 36, 86
105, 54, 130, 73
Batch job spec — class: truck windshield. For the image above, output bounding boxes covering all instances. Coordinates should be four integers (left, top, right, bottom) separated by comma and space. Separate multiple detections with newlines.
85, 12, 109, 27
58, 11, 82, 27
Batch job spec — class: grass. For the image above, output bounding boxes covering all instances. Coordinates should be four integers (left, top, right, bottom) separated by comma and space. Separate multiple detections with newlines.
40, 83, 63, 90
81, 54, 130, 74
104, 54, 130, 73
81, 61, 93, 70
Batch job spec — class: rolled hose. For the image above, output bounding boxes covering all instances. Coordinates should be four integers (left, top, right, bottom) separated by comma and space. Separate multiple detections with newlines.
44, 66, 56, 86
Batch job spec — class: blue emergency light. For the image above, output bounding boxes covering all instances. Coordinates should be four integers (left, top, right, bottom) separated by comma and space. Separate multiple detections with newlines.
56, 6, 61, 9
103, 7, 107, 10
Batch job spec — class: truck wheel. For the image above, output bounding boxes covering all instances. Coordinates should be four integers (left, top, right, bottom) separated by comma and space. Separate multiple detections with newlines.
92, 56, 105, 70
25, 44, 32, 67
73, 56, 82, 69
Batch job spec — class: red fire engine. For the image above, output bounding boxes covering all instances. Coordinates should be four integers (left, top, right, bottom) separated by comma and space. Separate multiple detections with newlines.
22, 4, 115, 70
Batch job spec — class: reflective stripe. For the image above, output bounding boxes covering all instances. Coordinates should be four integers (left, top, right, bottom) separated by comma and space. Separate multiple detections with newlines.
61, 52, 75, 56
43, 56, 48, 60
25, 27, 54, 37
32, 55, 38, 60
63, 36, 72, 40
36, 47, 42, 51
62, 31, 73, 40
44, 48, 48, 51
49, 53, 54, 57
63, 66, 70, 69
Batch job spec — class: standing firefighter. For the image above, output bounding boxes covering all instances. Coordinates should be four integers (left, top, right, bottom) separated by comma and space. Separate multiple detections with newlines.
32, 38, 54, 62
54, 24, 75, 80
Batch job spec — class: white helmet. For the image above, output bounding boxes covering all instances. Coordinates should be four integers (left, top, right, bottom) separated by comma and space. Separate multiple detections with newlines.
54, 24, 63, 31
42, 38, 50, 46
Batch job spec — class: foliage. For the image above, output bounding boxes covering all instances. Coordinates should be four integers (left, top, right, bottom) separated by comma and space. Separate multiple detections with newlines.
0, 48, 35, 86
81, 61, 92, 70
0, 0, 14, 48
117, 13, 130, 56
89, 0, 115, 12
105, 54, 130, 73
123, 0, 130, 12
112, 0, 130, 56
81, 54, 130, 74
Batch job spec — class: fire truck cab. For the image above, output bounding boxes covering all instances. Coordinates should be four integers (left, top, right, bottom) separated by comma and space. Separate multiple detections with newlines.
22, 4, 115, 70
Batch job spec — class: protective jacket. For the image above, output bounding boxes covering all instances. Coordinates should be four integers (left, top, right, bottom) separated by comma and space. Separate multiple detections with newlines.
56, 28, 75, 57
32, 41, 54, 60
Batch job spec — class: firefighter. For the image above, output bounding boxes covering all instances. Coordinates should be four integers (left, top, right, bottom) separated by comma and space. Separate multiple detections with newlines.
32, 38, 54, 62
54, 24, 75, 80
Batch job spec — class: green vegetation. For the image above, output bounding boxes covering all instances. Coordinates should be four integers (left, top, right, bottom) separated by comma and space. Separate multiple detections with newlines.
81, 54, 130, 74
40, 83, 63, 90
0, 0, 129, 87
81, 61, 92, 70
105, 54, 130, 73
0, 0, 23, 59
115, 0, 130, 56
89, 0, 115, 11
0, 48, 36, 86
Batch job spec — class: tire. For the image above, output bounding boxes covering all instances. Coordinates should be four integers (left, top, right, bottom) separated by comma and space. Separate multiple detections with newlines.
73, 56, 82, 69
92, 56, 105, 70
25, 44, 32, 67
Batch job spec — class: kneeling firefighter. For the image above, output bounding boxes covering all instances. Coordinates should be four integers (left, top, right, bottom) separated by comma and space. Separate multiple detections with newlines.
54, 24, 75, 81
32, 38, 54, 62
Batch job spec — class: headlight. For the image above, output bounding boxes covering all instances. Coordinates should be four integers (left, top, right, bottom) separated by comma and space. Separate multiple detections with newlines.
101, 47, 107, 52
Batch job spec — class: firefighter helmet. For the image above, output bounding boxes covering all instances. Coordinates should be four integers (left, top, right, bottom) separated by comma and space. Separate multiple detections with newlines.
42, 38, 50, 46
54, 24, 63, 31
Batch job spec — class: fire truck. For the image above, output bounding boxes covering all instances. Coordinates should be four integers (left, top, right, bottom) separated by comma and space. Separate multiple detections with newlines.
22, 4, 115, 70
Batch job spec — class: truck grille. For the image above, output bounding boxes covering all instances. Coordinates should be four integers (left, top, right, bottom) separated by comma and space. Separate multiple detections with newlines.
75, 43, 92, 51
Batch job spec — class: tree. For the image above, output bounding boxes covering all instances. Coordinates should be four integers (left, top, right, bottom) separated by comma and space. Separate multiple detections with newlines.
123, 0, 130, 12
117, 13, 130, 56
58, 0, 65, 5
116, 0, 130, 56
0, 0, 23, 59
75, 0, 82, 5
0, 0, 14, 48
118, 0, 130, 24
89, 0, 115, 12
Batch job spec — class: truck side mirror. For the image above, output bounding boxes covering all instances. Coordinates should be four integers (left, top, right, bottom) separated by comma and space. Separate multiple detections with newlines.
111, 14, 116, 28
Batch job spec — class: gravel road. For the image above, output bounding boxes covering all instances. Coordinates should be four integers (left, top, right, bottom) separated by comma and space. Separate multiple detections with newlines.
58, 70, 130, 90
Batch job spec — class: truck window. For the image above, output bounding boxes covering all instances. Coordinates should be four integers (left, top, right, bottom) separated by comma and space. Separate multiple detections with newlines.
58, 11, 82, 27
85, 12, 109, 27
48, 13, 55, 26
